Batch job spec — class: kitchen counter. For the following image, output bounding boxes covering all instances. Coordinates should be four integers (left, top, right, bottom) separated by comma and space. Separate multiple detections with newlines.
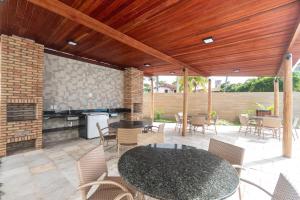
43, 108, 130, 119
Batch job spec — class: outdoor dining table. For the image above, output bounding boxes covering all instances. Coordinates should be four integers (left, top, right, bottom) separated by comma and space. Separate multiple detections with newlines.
118, 144, 239, 200
109, 120, 148, 129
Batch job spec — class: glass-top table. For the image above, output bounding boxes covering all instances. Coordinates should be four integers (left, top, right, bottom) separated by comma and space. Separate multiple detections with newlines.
118, 144, 239, 200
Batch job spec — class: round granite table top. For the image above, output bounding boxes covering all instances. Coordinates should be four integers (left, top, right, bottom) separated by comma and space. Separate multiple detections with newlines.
118, 144, 239, 200
109, 120, 147, 129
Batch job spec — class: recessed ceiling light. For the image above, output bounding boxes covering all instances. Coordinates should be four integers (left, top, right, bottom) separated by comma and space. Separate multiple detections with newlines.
169, 72, 175, 75
202, 36, 214, 44
233, 69, 240, 73
67, 41, 77, 46
144, 63, 151, 67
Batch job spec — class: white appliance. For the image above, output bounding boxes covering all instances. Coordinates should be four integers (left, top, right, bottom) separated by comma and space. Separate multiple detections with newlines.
84, 112, 109, 139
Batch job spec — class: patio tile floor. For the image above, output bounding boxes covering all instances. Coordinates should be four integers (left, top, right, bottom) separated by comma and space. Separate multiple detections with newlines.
0, 123, 299, 200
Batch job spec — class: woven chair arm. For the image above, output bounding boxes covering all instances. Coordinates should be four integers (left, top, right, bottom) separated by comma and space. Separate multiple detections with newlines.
78, 180, 129, 192
114, 192, 134, 200
240, 178, 273, 197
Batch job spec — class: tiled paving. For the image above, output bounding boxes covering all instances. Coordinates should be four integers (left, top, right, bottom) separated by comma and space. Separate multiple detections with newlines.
0, 123, 300, 200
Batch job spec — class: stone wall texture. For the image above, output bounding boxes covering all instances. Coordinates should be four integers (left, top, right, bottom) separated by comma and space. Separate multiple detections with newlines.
0, 35, 44, 156
44, 53, 124, 110
143, 92, 300, 121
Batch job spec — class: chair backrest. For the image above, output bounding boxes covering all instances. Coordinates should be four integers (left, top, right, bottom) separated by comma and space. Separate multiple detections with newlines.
191, 116, 206, 126
262, 117, 281, 128
239, 114, 249, 126
107, 117, 120, 125
272, 174, 300, 200
158, 123, 165, 133
143, 117, 153, 126
208, 139, 245, 174
96, 122, 103, 136
77, 146, 107, 196
175, 114, 181, 123
293, 117, 299, 128
117, 128, 141, 145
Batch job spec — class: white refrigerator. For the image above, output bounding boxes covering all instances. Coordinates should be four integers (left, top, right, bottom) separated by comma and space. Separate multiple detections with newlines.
85, 112, 109, 139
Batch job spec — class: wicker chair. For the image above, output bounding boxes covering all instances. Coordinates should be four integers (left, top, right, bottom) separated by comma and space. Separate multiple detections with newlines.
147, 123, 165, 133
293, 117, 299, 140
240, 173, 300, 200
96, 123, 117, 146
261, 117, 282, 140
208, 139, 245, 173
190, 116, 206, 134
239, 114, 256, 135
208, 139, 245, 199
107, 117, 120, 134
174, 114, 182, 131
117, 128, 141, 155
77, 145, 135, 200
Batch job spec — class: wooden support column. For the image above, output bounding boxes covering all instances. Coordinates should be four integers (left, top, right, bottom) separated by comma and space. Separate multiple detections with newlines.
182, 68, 188, 136
207, 79, 212, 121
283, 53, 293, 158
274, 79, 280, 117
150, 77, 155, 120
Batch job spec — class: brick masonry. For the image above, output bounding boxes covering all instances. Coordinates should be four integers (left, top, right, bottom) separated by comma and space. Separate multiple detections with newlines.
0, 35, 44, 157
124, 67, 143, 121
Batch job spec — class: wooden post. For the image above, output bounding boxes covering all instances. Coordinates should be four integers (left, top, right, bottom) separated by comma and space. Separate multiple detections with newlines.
207, 79, 212, 121
283, 53, 293, 158
182, 68, 188, 136
150, 77, 155, 121
274, 79, 280, 117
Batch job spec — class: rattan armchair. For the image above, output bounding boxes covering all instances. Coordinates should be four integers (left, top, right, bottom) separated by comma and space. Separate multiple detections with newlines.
190, 116, 206, 134
293, 117, 299, 140
77, 146, 136, 200
239, 114, 256, 135
174, 114, 182, 132
261, 117, 282, 140
96, 123, 117, 146
117, 128, 141, 155
240, 173, 300, 200
208, 139, 245, 199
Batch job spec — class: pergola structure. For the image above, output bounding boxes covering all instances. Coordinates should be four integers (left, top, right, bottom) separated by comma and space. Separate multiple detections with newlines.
0, 0, 300, 157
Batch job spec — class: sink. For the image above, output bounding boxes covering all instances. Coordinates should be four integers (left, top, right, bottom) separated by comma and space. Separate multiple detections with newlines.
66, 116, 79, 121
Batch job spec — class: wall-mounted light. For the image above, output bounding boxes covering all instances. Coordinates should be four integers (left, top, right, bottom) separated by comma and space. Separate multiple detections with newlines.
202, 36, 214, 44
67, 41, 78, 46
233, 69, 240, 73
144, 63, 151, 67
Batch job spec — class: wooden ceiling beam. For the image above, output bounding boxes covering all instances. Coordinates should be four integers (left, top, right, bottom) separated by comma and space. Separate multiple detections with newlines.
28, 0, 208, 76
277, 10, 300, 76
44, 48, 123, 70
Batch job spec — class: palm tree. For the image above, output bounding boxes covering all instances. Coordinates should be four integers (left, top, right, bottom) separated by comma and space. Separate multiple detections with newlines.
178, 76, 208, 92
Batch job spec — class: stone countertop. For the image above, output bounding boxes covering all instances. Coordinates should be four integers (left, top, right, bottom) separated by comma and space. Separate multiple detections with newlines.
118, 144, 239, 200
43, 108, 131, 119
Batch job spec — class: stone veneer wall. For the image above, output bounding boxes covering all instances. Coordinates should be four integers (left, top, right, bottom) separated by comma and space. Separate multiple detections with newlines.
44, 53, 124, 110
0, 35, 44, 157
124, 68, 143, 120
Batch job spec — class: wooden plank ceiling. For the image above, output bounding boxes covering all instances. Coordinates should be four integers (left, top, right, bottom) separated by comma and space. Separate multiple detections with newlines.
0, 0, 300, 76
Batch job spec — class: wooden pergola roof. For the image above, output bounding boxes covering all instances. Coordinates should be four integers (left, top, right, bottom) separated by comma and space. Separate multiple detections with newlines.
0, 0, 299, 76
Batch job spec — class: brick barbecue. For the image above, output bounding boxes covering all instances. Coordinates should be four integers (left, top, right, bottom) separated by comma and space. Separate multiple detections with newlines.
0, 35, 44, 156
